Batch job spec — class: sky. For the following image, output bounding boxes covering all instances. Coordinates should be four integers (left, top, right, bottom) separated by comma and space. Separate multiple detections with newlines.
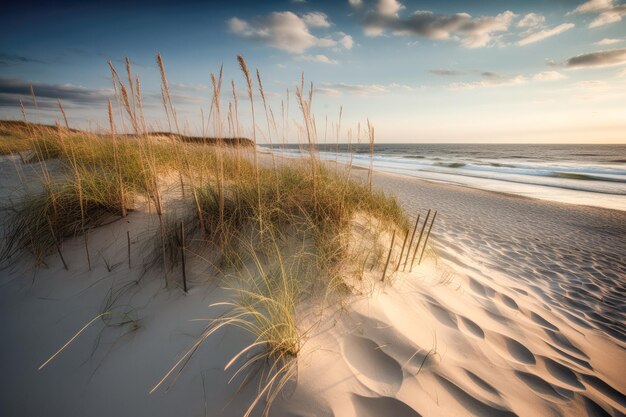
1, 0, 625, 143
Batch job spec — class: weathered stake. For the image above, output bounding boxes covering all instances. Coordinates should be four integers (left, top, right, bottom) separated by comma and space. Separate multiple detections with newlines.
409, 209, 431, 272
395, 227, 410, 271
84, 229, 91, 271
180, 221, 188, 293
402, 214, 420, 271
418, 211, 437, 265
381, 230, 396, 282
56, 242, 68, 271
127, 230, 131, 269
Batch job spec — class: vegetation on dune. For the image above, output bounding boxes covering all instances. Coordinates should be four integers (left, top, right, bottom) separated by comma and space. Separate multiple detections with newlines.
2, 54, 417, 417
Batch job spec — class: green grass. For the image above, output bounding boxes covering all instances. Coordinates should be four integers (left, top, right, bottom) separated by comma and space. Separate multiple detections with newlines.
1, 167, 129, 267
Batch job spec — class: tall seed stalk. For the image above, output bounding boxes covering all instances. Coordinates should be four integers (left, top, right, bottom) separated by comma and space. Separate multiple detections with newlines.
367, 119, 375, 192
295, 75, 318, 210
256, 69, 279, 198
231, 80, 242, 178
211, 67, 225, 243
237, 55, 263, 233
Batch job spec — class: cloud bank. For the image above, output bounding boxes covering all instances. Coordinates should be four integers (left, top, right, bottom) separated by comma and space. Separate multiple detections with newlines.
295, 54, 338, 64
447, 70, 566, 90
351, 1, 515, 48
564, 48, 626, 68
518, 23, 575, 46
572, 0, 626, 28
227, 11, 352, 54
0, 77, 111, 108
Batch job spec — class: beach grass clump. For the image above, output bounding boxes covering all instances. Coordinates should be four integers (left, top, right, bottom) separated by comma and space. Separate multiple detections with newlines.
152, 231, 310, 417
0, 168, 130, 267
155, 157, 408, 283
220, 238, 304, 417
3, 53, 414, 416
0, 121, 34, 155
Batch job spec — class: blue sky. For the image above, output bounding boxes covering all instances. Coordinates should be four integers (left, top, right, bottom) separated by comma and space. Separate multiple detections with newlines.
1, 0, 625, 143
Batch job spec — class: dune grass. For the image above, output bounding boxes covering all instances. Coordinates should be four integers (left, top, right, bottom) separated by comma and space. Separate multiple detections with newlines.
2, 54, 412, 416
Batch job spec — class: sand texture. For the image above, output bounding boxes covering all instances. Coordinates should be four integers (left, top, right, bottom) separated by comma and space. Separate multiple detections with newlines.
1, 156, 625, 417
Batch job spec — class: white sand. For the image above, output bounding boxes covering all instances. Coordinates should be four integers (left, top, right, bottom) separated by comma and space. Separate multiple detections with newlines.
1, 156, 625, 417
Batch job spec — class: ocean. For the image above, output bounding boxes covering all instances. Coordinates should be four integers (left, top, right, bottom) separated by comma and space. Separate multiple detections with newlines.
265, 144, 626, 211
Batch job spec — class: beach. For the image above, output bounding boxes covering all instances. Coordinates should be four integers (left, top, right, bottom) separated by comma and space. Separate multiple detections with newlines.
2, 0, 625, 414
1, 154, 624, 417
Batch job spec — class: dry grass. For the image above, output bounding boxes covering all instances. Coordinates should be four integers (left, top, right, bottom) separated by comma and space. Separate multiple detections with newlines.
1, 54, 412, 416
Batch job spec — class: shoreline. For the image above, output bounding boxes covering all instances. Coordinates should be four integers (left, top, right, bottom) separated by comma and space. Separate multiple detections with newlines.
263, 147, 626, 212
378, 167, 626, 215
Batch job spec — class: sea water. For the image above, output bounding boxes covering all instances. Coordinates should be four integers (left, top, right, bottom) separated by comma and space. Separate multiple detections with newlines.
266, 144, 626, 211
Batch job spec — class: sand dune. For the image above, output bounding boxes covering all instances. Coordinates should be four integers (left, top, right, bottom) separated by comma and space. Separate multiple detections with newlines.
1, 156, 625, 416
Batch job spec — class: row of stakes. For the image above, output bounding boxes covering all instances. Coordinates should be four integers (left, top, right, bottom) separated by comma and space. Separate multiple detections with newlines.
121, 210, 435, 293
382, 209, 438, 282
176, 209, 437, 293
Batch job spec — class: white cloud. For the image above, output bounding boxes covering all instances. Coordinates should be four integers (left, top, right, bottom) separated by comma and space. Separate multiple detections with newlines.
338, 33, 354, 49
302, 12, 331, 28
317, 83, 386, 95
573, 0, 614, 13
348, 0, 363, 7
461, 11, 517, 48
316, 37, 337, 47
295, 54, 338, 64
596, 38, 623, 45
378, 0, 404, 16
448, 75, 528, 90
227, 11, 352, 54
571, 0, 626, 28
533, 71, 567, 81
361, 8, 516, 48
316, 82, 414, 96
517, 13, 545, 28
518, 23, 575, 46
563, 48, 626, 68
447, 69, 569, 90
589, 9, 626, 27
389, 82, 414, 91
227, 13, 316, 53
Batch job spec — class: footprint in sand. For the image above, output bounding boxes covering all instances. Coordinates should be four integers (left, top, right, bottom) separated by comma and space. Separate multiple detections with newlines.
342, 335, 403, 396
530, 312, 559, 331
469, 278, 496, 298
464, 369, 500, 397
434, 374, 518, 417
351, 394, 421, 417
514, 371, 573, 401
459, 316, 485, 339
544, 329, 589, 359
580, 374, 626, 408
540, 357, 584, 390
425, 301, 458, 329
582, 396, 613, 417
546, 344, 593, 371
486, 332, 536, 365
499, 293, 518, 310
